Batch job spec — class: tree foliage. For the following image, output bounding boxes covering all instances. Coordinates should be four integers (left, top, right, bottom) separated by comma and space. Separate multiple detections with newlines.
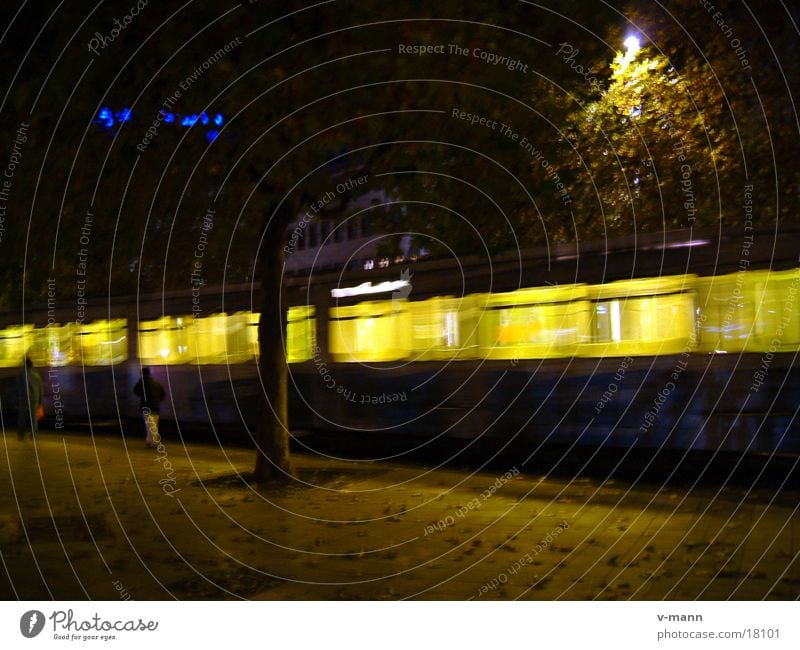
563, 0, 800, 238
564, 45, 726, 234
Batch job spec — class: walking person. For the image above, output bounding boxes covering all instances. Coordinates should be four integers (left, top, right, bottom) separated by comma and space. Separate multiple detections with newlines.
17, 356, 43, 440
133, 367, 165, 448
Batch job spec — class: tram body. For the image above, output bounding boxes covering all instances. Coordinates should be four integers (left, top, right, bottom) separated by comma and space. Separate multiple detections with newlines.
2, 227, 798, 454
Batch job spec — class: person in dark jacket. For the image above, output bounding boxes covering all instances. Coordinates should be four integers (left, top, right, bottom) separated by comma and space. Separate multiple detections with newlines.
133, 367, 166, 447
17, 357, 43, 440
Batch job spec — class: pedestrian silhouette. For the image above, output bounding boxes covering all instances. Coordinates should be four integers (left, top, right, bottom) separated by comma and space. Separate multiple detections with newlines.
133, 367, 166, 448
17, 357, 43, 440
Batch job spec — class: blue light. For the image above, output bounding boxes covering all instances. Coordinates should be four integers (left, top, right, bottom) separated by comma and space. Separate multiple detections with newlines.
94, 107, 226, 134
97, 107, 114, 128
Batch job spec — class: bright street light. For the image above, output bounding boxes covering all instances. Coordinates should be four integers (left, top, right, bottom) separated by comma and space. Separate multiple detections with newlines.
624, 36, 641, 55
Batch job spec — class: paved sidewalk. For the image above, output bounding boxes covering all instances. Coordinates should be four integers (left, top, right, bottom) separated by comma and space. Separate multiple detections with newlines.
0, 430, 798, 600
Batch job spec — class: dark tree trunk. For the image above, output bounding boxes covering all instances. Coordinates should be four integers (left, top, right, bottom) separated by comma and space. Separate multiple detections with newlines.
254, 225, 294, 481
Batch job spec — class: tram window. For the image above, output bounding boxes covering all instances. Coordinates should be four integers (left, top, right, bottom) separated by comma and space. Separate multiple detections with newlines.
585, 276, 696, 356
410, 298, 455, 359
246, 312, 260, 358
138, 317, 166, 365
0, 320, 127, 367
29, 324, 74, 367
75, 319, 128, 365
409, 296, 482, 360
223, 307, 304, 363
226, 312, 256, 362
329, 300, 411, 362
0, 325, 34, 367
592, 302, 615, 342
287, 306, 316, 363
138, 317, 187, 365
695, 273, 753, 352
752, 269, 800, 351
481, 286, 589, 359
138, 313, 262, 365
187, 314, 228, 363
330, 305, 357, 361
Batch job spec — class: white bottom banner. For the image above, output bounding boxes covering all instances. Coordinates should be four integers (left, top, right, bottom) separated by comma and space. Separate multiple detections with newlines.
1, 601, 797, 649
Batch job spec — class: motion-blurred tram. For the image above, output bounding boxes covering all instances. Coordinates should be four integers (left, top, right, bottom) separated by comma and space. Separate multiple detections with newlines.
2, 226, 799, 454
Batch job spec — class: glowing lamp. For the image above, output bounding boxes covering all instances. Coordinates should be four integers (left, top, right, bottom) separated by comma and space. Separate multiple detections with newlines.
624, 36, 641, 55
